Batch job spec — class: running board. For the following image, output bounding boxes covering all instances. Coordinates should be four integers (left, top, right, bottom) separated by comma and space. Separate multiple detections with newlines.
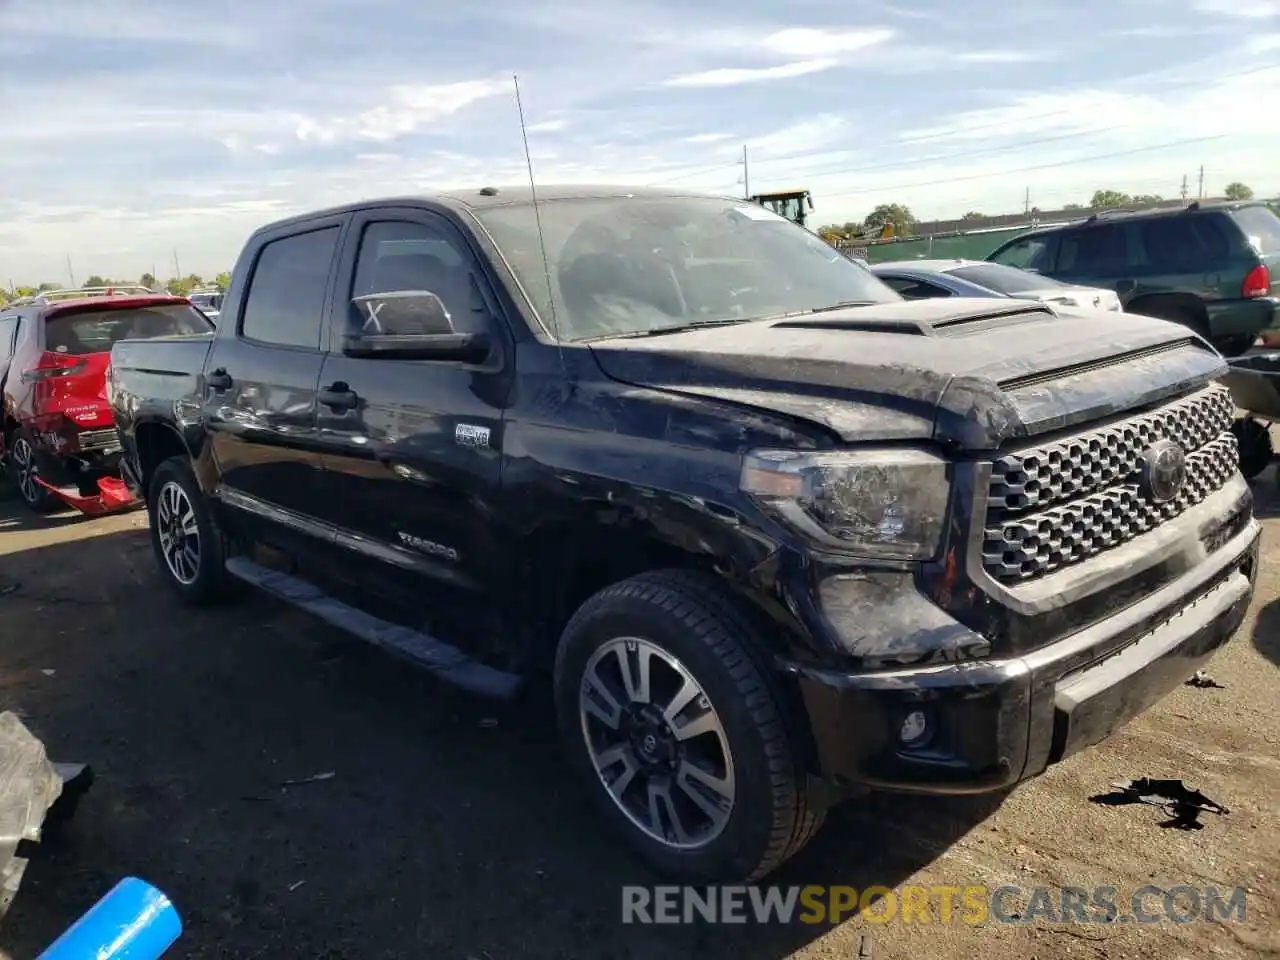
224, 557, 523, 700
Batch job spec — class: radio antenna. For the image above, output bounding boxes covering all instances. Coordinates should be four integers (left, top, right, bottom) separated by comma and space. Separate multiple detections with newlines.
512, 73, 565, 367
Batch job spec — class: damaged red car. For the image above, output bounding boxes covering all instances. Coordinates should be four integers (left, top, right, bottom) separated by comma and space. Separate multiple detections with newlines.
0, 286, 213, 514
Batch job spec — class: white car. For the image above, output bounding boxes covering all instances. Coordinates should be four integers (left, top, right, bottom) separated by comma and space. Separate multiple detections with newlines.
870, 259, 1124, 312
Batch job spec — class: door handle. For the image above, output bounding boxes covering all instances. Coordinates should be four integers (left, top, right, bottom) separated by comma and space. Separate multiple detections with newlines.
318, 383, 359, 411
208, 368, 232, 390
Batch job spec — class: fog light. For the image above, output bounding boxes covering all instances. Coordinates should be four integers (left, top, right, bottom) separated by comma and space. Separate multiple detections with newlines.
899, 709, 932, 749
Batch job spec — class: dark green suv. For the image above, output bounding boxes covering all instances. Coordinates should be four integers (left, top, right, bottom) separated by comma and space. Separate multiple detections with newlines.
986, 201, 1280, 356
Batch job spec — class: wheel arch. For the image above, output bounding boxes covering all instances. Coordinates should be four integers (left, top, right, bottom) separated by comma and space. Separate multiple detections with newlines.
133, 419, 195, 497
505, 504, 807, 696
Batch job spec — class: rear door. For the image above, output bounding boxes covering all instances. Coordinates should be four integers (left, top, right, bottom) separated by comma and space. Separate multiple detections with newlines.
202, 220, 343, 533
1052, 223, 1132, 296
313, 208, 515, 598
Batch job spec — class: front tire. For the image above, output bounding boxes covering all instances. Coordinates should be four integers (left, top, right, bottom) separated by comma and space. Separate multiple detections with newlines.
6, 429, 57, 513
148, 457, 235, 605
554, 569, 824, 882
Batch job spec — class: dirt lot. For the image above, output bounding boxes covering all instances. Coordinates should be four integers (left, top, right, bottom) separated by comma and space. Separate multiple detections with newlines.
0, 480, 1277, 960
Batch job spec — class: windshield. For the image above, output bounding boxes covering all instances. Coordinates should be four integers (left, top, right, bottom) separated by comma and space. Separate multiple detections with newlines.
45, 303, 213, 355
947, 262, 1064, 294
473, 196, 900, 340
1233, 205, 1280, 255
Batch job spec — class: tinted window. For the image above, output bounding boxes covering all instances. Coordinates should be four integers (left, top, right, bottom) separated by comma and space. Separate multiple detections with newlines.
1140, 215, 1230, 270
1057, 225, 1128, 275
350, 220, 487, 334
989, 235, 1051, 271
241, 227, 339, 349
949, 263, 1063, 294
1232, 205, 1280, 254
45, 304, 211, 355
474, 197, 900, 341
880, 275, 953, 299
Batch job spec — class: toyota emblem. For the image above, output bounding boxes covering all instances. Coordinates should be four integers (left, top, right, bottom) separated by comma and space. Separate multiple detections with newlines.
1139, 439, 1187, 503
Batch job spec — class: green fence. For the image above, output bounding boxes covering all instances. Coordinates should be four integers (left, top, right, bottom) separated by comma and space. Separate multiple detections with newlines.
838, 225, 1035, 264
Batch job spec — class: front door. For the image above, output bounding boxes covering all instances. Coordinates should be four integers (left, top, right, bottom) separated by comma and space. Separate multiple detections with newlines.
203, 221, 342, 539
313, 210, 515, 601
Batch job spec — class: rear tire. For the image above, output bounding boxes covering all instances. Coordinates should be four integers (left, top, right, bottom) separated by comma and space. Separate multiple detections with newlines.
554, 569, 824, 882
148, 456, 236, 605
6, 429, 57, 513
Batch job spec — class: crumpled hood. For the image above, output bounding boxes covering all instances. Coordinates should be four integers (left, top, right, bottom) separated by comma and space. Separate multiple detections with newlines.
587, 299, 1226, 450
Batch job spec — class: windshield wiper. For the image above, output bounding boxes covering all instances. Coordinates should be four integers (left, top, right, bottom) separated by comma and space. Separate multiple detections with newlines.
807, 300, 880, 314
601, 317, 758, 339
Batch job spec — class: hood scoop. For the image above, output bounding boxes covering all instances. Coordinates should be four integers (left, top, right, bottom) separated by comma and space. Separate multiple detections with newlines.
772, 317, 927, 335
770, 300, 1056, 338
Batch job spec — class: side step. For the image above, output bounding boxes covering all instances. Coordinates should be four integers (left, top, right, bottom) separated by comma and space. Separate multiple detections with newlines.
224, 557, 523, 701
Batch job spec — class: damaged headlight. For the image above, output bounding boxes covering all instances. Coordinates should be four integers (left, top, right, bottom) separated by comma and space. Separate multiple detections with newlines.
740, 448, 950, 560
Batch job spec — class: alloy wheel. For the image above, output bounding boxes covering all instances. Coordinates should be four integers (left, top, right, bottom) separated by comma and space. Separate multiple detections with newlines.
10, 437, 41, 505
579, 637, 736, 850
155, 480, 201, 585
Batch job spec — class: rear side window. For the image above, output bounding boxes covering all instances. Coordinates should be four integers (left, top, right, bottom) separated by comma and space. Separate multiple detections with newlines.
44, 304, 211, 356
0, 316, 18, 362
1140, 215, 1231, 270
241, 227, 340, 349
879, 276, 953, 299
1231, 205, 1280, 254
948, 263, 1062, 294
1056, 224, 1129, 275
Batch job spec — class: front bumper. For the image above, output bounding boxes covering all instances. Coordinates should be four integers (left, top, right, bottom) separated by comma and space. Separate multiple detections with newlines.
781, 506, 1260, 796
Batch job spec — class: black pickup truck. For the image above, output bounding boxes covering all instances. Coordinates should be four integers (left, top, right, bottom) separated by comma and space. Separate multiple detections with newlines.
107, 187, 1259, 882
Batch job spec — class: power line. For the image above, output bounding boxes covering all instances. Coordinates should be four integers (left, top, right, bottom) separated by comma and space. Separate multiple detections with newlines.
644, 62, 1278, 188
817, 134, 1230, 201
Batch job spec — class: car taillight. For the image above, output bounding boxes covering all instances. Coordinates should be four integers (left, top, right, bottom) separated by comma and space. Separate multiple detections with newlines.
22, 351, 88, 381
1242, 264, 1271, 299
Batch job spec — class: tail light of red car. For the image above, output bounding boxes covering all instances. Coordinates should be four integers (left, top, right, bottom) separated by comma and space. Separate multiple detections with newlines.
1242, 264, 1271, 299
21, 351, 88, 382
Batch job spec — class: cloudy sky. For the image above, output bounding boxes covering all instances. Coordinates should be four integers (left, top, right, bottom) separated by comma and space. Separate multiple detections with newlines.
1, 0, 1278, 283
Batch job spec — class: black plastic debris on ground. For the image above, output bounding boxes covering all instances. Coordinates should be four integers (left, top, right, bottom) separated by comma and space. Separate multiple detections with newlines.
1089, 778, 1229, 830
1185, 670, 1225, 689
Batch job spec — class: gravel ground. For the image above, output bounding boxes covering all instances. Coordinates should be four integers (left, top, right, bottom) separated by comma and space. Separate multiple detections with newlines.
0, 478, 1276, 960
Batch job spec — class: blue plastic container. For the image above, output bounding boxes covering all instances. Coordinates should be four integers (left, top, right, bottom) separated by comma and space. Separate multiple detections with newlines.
38, 877, 182, 960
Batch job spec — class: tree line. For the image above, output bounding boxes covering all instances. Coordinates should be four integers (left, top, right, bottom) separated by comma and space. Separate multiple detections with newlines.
816, 181, 1258, 244
1, 271, 232, 306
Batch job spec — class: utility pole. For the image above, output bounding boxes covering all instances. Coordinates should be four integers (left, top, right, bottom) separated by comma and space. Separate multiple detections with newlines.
66, 255, 76, 288
1180, 174, 1188, 203
172, 248, 181, 279
1197, 165, 1205, 200
1024, 187, 1030, 215
740, 145, 751, 199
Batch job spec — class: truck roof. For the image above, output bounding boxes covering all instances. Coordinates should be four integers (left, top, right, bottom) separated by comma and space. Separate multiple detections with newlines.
249, 185, 735, 237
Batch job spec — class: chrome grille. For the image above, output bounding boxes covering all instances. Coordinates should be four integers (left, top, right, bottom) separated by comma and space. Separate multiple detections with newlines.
982, 383, 1238, 582
77, 428, 121, 452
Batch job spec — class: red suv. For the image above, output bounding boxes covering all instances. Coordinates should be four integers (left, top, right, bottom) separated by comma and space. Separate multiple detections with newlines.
0, 287, 212, 512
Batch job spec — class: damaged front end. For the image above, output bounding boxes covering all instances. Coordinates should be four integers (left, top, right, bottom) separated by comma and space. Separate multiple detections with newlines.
0, 712, 92, 920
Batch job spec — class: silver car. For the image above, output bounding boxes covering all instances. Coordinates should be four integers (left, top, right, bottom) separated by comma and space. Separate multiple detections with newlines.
870, 259, 1124, 312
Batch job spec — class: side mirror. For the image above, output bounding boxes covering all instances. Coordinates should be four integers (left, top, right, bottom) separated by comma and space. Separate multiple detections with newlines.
343, 290, 491, 362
